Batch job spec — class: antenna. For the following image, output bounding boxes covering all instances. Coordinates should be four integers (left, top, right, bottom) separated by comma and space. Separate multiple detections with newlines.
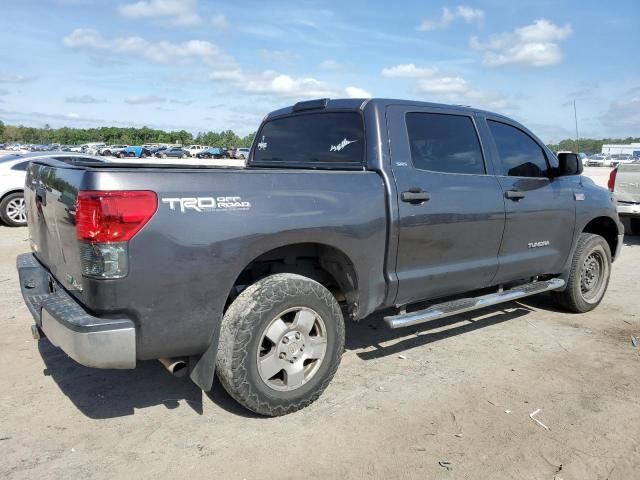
573, 100, 580, 153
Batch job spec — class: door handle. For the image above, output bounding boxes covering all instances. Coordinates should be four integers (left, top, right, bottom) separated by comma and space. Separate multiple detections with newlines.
401, 188, 430, 204
505, 189, 525, 201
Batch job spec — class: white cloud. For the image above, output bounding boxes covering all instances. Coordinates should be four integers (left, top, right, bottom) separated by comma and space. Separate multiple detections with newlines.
345, 86, 372, 98
210, 14, 228, 29
125, 95, 167, 104
382, 63, 438, 78
119, 0, 201, 26
65, 95, 104, 104
259, 49, 299, 62
599, 93, 640, 131
319, 59, 342, 70
418, 5, 484, 31
210, 68, 370, 99
0, 72, 35, 83
470, 19, 573, 67
63, 28, 220, 64
382, 63, 510, 110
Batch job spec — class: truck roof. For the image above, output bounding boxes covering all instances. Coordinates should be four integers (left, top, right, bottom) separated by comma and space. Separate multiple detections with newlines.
265, 98, 510, 121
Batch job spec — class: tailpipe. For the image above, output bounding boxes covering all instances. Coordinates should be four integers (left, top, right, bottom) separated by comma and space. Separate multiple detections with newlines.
158, 357, 188, 378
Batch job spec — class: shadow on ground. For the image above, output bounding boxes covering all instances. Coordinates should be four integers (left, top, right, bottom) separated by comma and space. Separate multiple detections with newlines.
37, 338, 268, 420
345, 302, 534, 360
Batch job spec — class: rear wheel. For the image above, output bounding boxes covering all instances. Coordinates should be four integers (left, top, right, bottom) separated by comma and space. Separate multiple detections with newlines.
630, 218, 640, 236
552, 233, 611, 313
216, 273, 345, 416
0, 192, 27, 227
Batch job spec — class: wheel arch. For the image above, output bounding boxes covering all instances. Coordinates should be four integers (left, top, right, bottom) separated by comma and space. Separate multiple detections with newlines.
581, 215, 620, 260
224, 242, 360, 317
1, 189, 24, 202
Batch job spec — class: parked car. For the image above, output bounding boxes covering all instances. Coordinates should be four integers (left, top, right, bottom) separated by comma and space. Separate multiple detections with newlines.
608, 160, 640, 235
185, 145, 210, 157
585, 154, 608, 167
99, 145, 128, 156
236, 147, 250, 159
0, 152, 108, 227
114, 146, 153, 158
155, 146, 190, 158
69, 145, 84, 152
608, 154, 635, 167
16, 98, 624, 417
195, 147, 225, 159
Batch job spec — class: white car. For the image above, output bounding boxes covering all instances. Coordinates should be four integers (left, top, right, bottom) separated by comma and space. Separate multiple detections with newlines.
85, 144, 106, 155
99, 145, 129, 156
185, 145, 210, 157
0, 152, 109, 227
237, 147, 250, 159
0, 155, 31, 226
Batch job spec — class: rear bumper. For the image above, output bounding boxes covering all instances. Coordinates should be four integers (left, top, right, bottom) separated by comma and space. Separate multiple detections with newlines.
17, 253, 136, 369
617, 203, 640, 216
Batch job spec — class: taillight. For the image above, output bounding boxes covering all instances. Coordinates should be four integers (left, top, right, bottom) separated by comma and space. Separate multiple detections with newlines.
76, 191, 157, 278
607, 168, 617, 192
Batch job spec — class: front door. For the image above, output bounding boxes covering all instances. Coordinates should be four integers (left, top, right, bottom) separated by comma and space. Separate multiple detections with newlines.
482, 118, 576, 283
387, 106, 506, 306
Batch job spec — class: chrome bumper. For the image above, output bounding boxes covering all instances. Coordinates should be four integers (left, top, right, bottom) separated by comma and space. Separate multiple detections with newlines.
617, 203, 640, 216
17, 253, 136, 369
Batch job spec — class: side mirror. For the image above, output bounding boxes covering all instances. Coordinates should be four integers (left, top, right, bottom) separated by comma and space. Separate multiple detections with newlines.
556, 152, 583, 176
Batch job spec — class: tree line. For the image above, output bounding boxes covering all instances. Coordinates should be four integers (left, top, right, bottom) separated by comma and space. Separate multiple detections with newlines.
546, 137, 640, 154
0, 120, 256, 148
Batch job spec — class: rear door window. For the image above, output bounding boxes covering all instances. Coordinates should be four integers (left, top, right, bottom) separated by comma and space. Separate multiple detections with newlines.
251, 112, 364, 168
405, 112, 485, 174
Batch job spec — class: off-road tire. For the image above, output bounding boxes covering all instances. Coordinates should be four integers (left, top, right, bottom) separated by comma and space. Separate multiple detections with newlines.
0, 192, 27, 227
216, 273, 345, 416
552, 233, 611, 313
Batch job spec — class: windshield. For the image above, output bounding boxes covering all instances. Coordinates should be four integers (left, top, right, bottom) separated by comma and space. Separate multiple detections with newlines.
252, 111, 365, 168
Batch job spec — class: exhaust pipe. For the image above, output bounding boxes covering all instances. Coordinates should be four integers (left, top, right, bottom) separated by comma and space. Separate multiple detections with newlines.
158, 357, 188, 378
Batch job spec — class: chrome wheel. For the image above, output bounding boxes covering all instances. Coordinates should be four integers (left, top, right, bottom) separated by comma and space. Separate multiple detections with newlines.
257, 307, 327, 392
6, 197, 26, 224
580, 248, 608, 303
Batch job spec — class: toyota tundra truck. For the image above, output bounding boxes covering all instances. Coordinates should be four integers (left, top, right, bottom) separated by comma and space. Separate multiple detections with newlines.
17, 98, 624, 416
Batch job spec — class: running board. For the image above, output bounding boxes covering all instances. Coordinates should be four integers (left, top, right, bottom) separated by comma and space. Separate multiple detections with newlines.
384, 278, 565, 329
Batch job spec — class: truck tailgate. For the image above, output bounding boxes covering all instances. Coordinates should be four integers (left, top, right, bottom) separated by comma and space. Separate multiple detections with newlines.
616, 164, 640, 204
25, 161, 86, 298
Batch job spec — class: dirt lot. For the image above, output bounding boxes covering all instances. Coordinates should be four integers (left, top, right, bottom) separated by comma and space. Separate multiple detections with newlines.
1, 224, 639, 479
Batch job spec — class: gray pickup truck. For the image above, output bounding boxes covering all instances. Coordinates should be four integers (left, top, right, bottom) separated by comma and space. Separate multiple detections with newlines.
608, 160, 640, 235
17, 98, 623, 416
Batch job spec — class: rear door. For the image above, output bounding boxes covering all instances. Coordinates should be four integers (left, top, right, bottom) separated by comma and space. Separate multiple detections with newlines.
387, 106, 506, 306
482, 118, 576, 282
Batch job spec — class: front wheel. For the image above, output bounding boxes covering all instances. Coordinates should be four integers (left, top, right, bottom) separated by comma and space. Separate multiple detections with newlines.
0, 192, 27, 226
629, 218, 640, 236
552, 233, 612, 313
216, 273, 345, 416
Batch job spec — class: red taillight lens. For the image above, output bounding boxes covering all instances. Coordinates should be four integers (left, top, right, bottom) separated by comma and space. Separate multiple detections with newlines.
607, 168, 617, 192
76, 190, 157, 243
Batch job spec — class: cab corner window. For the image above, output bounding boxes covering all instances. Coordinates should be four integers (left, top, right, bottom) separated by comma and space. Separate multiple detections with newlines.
406, 112, 485, 175
488, 120, 549, 178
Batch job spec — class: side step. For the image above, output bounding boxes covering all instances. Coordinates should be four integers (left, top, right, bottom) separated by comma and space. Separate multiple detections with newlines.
384, 278, 565, 329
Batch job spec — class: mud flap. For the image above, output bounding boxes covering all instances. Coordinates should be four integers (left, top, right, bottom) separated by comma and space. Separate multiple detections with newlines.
188, 327, 221, 391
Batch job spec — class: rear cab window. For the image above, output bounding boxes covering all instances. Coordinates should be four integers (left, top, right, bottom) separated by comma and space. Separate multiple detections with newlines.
251, 112, 365, 169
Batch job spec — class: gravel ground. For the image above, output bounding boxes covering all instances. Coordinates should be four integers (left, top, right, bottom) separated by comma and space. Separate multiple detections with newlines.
1, 175, 639, 479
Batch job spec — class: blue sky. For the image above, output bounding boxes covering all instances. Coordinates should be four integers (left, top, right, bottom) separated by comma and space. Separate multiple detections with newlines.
1, 0, 639, 142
